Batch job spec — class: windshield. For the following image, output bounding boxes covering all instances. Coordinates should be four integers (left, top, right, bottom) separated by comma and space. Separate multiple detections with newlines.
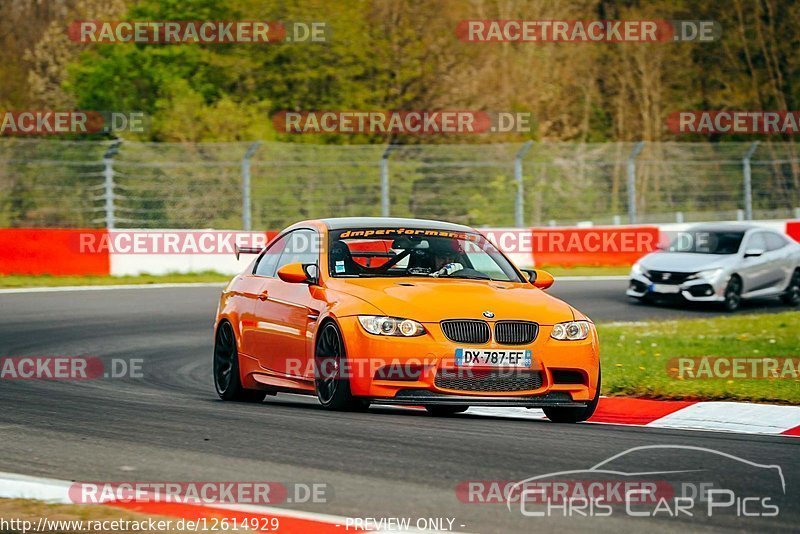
328, 228, 522, 282
667, 231, 745, 255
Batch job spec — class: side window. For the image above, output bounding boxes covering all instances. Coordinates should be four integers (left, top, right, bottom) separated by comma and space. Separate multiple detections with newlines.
746, 232, 768, 252
765, 232, 788, 251
253, 235, 287, 277
275, 229, 319, 273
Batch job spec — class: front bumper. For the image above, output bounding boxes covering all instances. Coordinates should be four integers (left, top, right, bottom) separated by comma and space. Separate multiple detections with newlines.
337, 316, 600, 405
371, 390, 588, 408
626, 273, 726, 302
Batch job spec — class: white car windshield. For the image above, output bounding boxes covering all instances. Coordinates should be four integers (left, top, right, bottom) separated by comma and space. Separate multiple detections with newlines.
668, 231, 745, 255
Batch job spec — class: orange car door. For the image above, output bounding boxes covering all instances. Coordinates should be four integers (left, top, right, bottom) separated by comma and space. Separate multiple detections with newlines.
258, 279, 321, 377
233, 273, 270, 359
242, 233, 287, 368
250, 229, 322, 377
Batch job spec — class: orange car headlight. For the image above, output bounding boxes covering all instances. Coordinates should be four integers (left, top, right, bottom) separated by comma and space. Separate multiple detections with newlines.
358, 316, 426, 337
550, 321, 591, 341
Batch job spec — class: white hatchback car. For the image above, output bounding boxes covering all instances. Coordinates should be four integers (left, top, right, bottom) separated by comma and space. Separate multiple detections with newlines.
627, 224, 800, 311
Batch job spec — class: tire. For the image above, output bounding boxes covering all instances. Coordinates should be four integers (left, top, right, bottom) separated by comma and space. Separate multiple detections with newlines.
213, 321, 266, 402
314, 321, 369, 411
425, 405, 468, 416
543, 367, 600, 423
780, 270, 800, 306
722, 275, 743, 312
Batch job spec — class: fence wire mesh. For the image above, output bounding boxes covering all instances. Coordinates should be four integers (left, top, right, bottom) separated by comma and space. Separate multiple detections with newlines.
0, 139, 798, 229
0, 139, 112, 227
250, 144, 386, 229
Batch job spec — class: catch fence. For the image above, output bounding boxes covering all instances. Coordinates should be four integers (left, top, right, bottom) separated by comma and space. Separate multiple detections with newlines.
1, 139, 798, 229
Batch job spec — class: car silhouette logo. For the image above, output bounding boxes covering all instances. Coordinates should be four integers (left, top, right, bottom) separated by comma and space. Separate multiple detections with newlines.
483, 311, 495, 318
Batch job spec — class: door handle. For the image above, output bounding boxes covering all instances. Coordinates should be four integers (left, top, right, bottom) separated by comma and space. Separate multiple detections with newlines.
258, 291, 269, 301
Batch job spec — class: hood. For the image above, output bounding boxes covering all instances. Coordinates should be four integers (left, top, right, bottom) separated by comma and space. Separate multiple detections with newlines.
638, 252, 734, 273
327, 277, 575, 325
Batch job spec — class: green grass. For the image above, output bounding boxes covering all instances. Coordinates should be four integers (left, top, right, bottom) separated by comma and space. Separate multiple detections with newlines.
538, 265, 631, 277
0, 271, 230, 288
599, 311, 800, 404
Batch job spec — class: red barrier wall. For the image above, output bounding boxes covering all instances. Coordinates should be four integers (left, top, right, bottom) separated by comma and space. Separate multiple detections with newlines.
0, 224, 794, 276
0, 228, 110, 275
787, 221, 800, 243
530, 226, 660, 267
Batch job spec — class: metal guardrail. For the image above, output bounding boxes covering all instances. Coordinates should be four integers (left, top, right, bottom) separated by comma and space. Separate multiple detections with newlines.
0, 139, 798, 229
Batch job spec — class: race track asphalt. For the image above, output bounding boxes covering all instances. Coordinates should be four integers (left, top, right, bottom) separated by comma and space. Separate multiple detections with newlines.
0, 283, 797, 532
549, 278, 798, 321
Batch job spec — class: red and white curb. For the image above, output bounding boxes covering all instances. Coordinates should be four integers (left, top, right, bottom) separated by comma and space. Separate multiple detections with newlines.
465, 397, 800, 437
0, 472, 457, 534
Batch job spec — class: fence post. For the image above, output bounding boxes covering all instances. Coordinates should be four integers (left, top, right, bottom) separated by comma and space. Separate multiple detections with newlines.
742, 141, 760, 221
102, 140, 122, 230
380, 145, 395, 217
242, 142, 261, 231
514, 141, 534, 227
627, 141, 645, 224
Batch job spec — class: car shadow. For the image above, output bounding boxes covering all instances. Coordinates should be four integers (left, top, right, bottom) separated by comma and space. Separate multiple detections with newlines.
251, 395, 569, 425
629, 295, 794, 315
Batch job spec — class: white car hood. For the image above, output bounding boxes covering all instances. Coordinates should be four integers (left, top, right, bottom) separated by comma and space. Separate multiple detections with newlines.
638, 252, 733, 273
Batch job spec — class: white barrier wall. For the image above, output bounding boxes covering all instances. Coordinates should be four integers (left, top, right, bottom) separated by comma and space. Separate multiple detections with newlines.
105, 230, 269, 276
106, 221, 799, 276
110, 253, 253, 276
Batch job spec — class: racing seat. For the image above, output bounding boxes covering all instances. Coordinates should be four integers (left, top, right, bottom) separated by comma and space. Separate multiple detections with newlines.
410, 249, 437, 271
330, 241, 362, 275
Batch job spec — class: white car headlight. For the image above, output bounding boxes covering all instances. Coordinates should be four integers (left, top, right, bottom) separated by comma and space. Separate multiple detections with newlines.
358, 316, 425, 337
689, 268, 724, 281
631, 262, 648, 277
550, 321, 591, 341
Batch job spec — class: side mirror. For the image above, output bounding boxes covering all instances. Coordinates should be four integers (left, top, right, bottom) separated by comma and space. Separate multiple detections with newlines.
744, 248, 764, 258
277, 263, 318, 284
521, 269, 555, 290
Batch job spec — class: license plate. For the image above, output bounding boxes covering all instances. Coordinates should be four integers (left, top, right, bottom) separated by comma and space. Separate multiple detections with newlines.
649, 283, 681, 294
455, 348, 532, 368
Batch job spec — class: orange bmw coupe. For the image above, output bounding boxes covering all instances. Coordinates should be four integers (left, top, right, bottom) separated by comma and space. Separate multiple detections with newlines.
213, 217, 600, 422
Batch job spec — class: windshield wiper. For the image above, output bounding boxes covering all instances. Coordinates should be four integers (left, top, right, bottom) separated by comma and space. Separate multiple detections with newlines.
442, 273, 491, 280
